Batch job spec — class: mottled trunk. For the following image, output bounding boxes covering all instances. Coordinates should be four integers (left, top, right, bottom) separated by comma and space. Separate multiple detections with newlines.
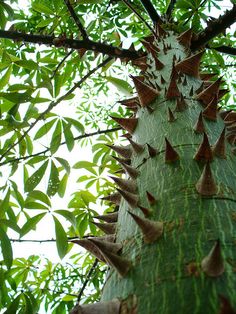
73, 26, 236, 314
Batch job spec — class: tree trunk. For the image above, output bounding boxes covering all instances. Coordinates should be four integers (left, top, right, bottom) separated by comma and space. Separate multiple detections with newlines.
73, 26, 236, 314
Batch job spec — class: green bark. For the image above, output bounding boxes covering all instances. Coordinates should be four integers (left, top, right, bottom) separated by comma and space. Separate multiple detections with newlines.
100, 29, 236, 313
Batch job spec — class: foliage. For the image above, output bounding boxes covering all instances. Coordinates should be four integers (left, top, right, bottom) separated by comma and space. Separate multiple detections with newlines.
0, 0, 235, 312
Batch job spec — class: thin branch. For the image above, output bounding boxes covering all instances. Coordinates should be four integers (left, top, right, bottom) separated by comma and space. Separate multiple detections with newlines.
77, 259, 99, 303
191, 4, 236, 50
139, 0, 162, 23
0, 56, 114, 162
165, 0, 177, 20
122, 0, 153, 33
51, 50, 73, 79
0, 127, 121, 166
208, 45, 236, 56
0, 30, 142, 59
63, 0, 88, 39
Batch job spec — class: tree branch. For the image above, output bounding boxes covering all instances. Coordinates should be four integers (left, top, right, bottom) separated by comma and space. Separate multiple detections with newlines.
139, 0, 162, 23
63, 0, 88, 39
191, 4, 236, 50
165, 0, 177, 20
208, 45, 236, 56
0, 127, 121, 166
0, 56, 115, 162
0, 30, 142, 59
51, 50, 73, 79
122, 0, 153, 33
77, 259, 99, 303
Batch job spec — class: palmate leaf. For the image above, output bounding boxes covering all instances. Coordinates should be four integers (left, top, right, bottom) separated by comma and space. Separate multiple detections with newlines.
0, 65, 12, 90
34, 118, 57, 140
25, 161, 49, 193
53, 216, 68, 259
58, 173, 68, 198
105, 76, 133, 96
0, 227, 13, 269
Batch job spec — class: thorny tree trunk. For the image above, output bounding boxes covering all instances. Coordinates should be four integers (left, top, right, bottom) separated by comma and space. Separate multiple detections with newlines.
72, 25, 236, 314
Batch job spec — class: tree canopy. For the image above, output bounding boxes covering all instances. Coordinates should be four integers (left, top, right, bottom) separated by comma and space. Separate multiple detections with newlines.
0, 0, 235, 313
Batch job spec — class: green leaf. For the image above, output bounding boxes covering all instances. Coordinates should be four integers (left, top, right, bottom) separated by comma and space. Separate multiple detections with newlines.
78, 215, 88, 238
0, 188, 11, 216
34, 118, 56, 140
54, 210, 76, 229
105, 76, 132, 95
0, 227, 13, 268
55, 157, 70, 174
32, 3, 54, 15
20, 213, 46, 237
24, 201, 49, 210
0, 219, 21, 233
73, 161, 97, 175
50, 120, 62, 154
15, 60, 38, 71
25, 161, 49, 192
47, 161, 60, 197
3, 294, 21, 313
62, 121, 74, 152
0, 65, 12, 90
65, 117, 84, 133
27, 190, 51, 207
58, 173, 68, 198
53, 216, 68, 259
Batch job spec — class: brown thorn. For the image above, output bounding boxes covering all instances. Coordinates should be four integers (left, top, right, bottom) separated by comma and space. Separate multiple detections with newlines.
110, 116, 138, 134
175, 94, 188, 112
196, 77, 222, 105
165, 138, 179, 163
175, 51, 204, 78
110, 176, 137, 193
177, 29, 192, 49
147, 144, 158, 157
91, 221, 117, 234
212, 127, 226, 159
194, 111, 205, 133
194, 132, 213, 162
127, 138, 144, 153
88, 237, 122, 255
195, 162, 217, 196
146, 191, 156, 205
201, 239, 224, 277
138, 205, 152, 217
94, 212, 118, 223
130, 75, 159, 107
100, 250, 132, 277
116, 188, 139, 208
127, 211, 163, 243
106, 144, 132, 159
202, 95, 218, 121
168, 107, 176, 122
101, 192, 121, 205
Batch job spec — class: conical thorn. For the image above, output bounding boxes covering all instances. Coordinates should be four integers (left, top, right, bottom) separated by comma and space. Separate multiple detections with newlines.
201, 240, 224, 277
128, 211, 163, 243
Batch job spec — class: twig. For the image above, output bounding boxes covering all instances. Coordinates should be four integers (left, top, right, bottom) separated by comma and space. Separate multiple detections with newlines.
77, 259, 99, 303
51, 50, 73, 79
63, 0, 88, 39
0, 30, 142, 59
139, 0, 162, 24
122, 0, 153, 33
0, 57, 114, 162
0, 127, 121, 166
191, 4, 236, 50
165, 0, 177, 20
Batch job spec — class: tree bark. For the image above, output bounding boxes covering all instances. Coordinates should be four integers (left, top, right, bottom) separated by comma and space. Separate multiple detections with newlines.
98, 29, 236, 313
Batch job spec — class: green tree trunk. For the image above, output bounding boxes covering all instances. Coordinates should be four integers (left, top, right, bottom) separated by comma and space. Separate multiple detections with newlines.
73, 26, 236, 314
